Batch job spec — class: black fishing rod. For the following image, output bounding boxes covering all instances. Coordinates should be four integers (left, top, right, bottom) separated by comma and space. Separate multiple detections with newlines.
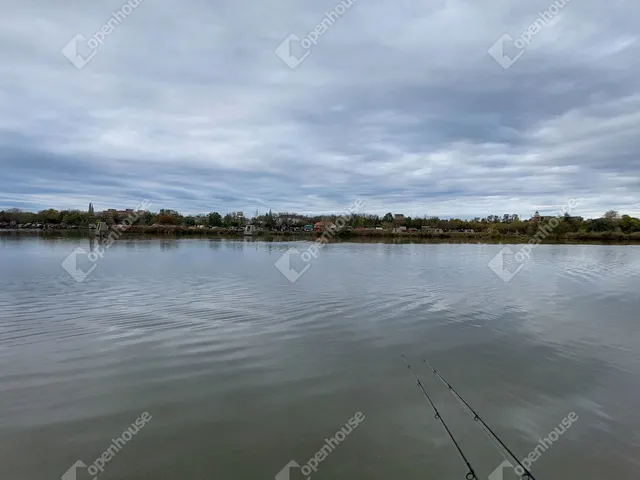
401, 355, 478, 480
424, 359, 536, 480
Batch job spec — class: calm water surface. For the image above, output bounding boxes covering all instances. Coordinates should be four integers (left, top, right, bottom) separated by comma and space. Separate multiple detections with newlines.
1, 235, 639, 479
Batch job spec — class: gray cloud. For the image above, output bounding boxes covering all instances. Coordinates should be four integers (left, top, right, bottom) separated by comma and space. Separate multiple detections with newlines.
1, 0, 639, 218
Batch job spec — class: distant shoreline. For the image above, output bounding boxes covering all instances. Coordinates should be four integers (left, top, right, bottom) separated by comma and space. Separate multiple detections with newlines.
3, 228, 640, 245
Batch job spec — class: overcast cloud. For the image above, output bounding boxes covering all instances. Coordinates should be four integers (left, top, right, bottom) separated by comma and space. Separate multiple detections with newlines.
1, 0, 638, 218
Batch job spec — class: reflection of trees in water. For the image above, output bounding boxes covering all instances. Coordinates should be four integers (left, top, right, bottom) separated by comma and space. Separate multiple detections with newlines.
0, 230, 27, 246
160, 239, 179, 251
229, 241, 245, 252
123, 240, 137, 251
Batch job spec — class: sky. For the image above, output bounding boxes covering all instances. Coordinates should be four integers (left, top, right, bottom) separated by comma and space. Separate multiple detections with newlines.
1, 0, 639, 219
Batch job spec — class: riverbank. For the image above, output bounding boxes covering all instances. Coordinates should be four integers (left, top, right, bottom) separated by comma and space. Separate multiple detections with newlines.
3, 227, 640, 244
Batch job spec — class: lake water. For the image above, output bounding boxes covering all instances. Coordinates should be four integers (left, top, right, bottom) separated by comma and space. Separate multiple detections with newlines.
1, 234, 639, 479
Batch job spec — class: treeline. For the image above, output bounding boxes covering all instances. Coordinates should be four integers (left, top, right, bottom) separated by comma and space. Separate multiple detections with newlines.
2, 207, 640, 235
0, 208, 240, 228
390, 211, 640, 235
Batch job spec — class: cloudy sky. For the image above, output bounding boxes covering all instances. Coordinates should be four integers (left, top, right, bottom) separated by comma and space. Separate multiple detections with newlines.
1, 0, 639, 219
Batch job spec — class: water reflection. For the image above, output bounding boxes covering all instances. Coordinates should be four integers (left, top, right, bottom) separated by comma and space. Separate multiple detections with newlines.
0, 238, 639, 480
160, 239, 179, 250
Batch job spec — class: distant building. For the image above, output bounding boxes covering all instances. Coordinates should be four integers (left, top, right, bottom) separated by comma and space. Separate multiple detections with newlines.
531, 211, 556, 222
303, 224, 314, 232
276, 215, 302, 227
394, 214, 405, 223
231, 211, 247, 225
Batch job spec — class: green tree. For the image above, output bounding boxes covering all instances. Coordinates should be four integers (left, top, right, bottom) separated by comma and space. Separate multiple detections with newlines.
38, 209, 61, 224
265, 209, 276, 229
207, 212, 222, 227
222, 214, 234, 227
142, 211, 154, 225
619, 215, 640, 233
61, 211, 88, 226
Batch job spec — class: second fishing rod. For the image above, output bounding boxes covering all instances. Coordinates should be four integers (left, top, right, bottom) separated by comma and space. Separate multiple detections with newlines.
401, 355, 479, 480
423, 358, 536, 480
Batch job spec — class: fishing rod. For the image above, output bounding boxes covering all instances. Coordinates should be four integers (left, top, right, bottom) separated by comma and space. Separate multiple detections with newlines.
401, 355, 478, 480
424, 359, 536, 480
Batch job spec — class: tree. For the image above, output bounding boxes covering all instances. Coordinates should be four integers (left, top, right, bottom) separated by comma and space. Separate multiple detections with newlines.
603, 210, 620, 230
62, 211, 88, 226
142, 211, 154, 225
603, 210, 620, 228
207, 212, 223, 227
265, 209, 276, 229
156, 214, 174, 225
619, 215, 640, 233
39, 209, 61, 224
383, 212, 393, 222
222, 214, 234, 227
586, 218, 609, 232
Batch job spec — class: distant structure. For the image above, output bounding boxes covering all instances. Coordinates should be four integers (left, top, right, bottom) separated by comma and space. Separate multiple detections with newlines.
394, 214, 405, 224
531, 211, 555, 222
531, 210, 583, 223
103, 208, 137, 225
